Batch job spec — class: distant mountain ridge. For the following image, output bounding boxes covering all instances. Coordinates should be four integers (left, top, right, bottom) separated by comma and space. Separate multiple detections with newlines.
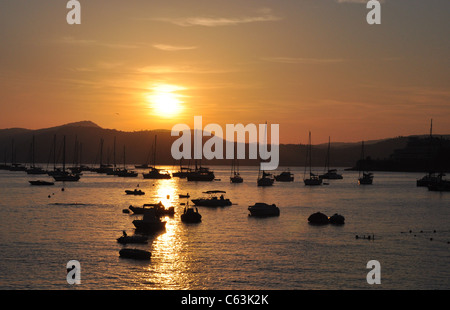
0, 121, 448, 171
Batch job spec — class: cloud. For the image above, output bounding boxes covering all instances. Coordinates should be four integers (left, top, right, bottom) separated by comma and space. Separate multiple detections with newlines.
155, 9, 282, 27
261, 57, 345, 64
136, 65, 238, 74
152, 44, 198, 51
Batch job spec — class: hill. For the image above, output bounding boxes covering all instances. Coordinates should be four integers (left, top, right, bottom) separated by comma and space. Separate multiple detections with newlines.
0, 121, 448, 171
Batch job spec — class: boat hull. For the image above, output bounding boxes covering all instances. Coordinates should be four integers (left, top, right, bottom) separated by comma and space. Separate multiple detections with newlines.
119, 248, 151, 260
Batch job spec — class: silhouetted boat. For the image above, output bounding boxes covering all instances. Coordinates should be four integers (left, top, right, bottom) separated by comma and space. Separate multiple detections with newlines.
274, 170, 294, 182
303, 132, 322, 186
142, 136, 172, 179
172, 167, 190, 178
116, 146, 138, 177
125, 189, 145, 195
319, 137, 343, 180
29, 180, 54, 186
132, 208, 166, 233
329, 213, 345, 225
129, 202, 174, 216
116, 231, 148, 244
230, 144, 243, 183
119, 248, 151, 260
358, 141, 373, 185
179, 193, 190, 198
248, 203, 280, 217
417, 173, 440, 187
52, 136, 81, 182
307, 212, 329, 225
257, 171, 274, 186
186, 161, 215, 181
428, 174, 450, 192
181, 204, 202, 223
191, 190, 232, 207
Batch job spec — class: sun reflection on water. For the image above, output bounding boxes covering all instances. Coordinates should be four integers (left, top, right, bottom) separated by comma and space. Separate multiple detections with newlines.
134, 176, 194, 289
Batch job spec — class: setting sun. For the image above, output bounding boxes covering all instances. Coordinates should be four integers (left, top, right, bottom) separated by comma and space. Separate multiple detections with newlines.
147, 84, 185, 118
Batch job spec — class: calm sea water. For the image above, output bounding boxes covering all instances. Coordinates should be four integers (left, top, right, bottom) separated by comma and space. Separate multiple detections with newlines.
0, 166, 449, 290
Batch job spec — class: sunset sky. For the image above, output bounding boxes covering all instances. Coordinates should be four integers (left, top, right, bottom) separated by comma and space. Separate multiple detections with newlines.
0, 0, 449, 144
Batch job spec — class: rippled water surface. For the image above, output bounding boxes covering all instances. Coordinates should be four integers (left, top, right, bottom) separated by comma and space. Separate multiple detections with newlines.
0, 166, 449, 289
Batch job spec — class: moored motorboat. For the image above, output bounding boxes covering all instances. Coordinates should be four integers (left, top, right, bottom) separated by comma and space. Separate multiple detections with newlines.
257, 171, 274, 186
117, 231, 148, 244
29, 180, 55, 186
129, 202, 175, 216
132, 209, 167, 233
181, 206, 202, 223
329, 213, 345, 225
248, 203, 280, 217
307, 212, 329, 225
274, 171, 294, 182
125, 189, 145, 195
191, 190, 232, 207
119, 248, 151, 260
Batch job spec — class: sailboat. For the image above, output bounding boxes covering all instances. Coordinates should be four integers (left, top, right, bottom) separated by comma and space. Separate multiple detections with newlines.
172, 159, 190, 178
230, 142, 243, 183
303, 132, 322, 186
319, 136, 343, 180
186, 161, 215, 181
358, 141, 373, 185
52, 136, 81, 182
116, 146, 138, 177
26, 135, 46, 175
142, 135, 171, 179
417, 119, 440, 187
257, 121, 274, 186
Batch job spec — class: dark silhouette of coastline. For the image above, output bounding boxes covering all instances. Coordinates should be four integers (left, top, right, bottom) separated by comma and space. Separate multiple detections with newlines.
0, 121, 449, 172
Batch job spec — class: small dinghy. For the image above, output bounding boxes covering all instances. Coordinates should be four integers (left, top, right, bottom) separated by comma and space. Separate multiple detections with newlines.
248, 203, 280, 217
125, 189, 145, 195
119, 248, 151, 260
117, 231, 148, 244
307, 212, 329, 225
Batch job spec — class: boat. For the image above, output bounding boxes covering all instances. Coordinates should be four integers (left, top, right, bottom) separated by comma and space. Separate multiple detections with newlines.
119, 248, 151, 260
143, 167, 171, 179
179, 193, 190, 198
52, 136, 81, 182
428, 174, 450, 192
274, 170, 294, 182
417, 120, 439, 187
417, 172, 441, 187
358, 172, 374, 185
257, 171, 275, 186
29, 180, 54, 186
142, 136, 172, 179
125, 189, 145, 195
230, 144, 243, 183
116, 146, 138, 177
172, 160, 191, 178
303, 132, 322, 186
132, 208, 167, 233
319, 137, 343, 180
116, 231, 148, 244
248, 203, 280, 217
129, 202, 175, 216
307, 212, 329, 225
357, 141, 374, 185
181, 204, 202, 223
186, 161, 215, 181
329, 213, 345, 225
191, 190, 232, 207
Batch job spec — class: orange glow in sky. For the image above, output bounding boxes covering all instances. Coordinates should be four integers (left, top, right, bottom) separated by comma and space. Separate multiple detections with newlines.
0, 1, 449, 144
